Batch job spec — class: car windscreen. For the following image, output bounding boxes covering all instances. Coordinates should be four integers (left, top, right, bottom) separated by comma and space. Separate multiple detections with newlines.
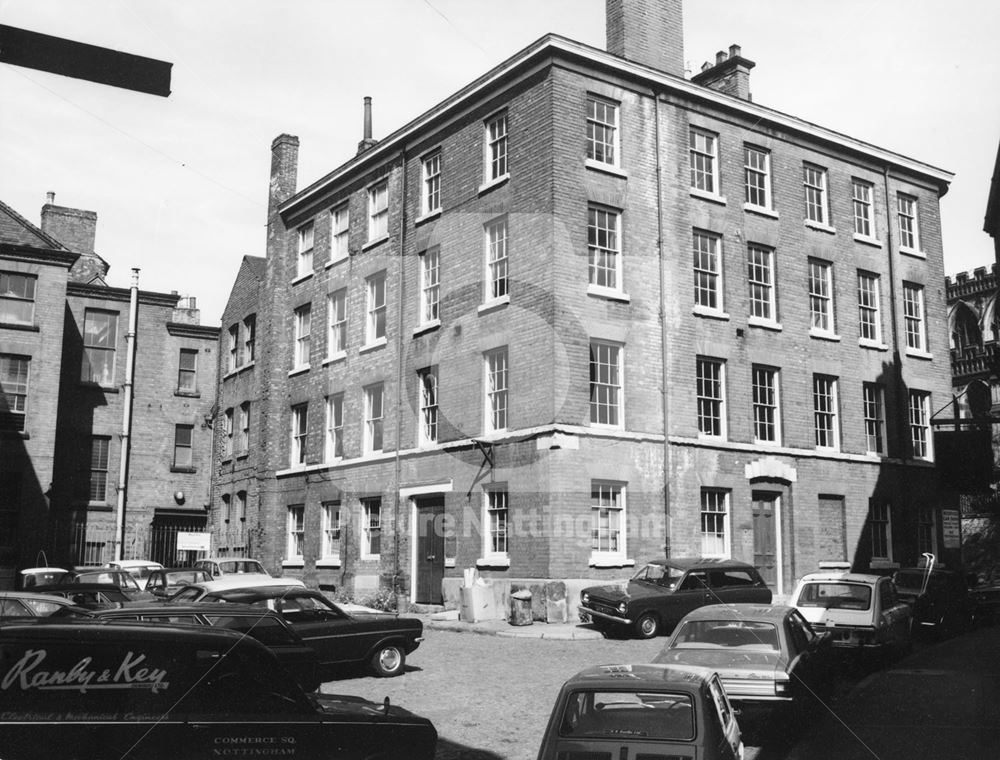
559, 689, 695, 741
630, 563, 684, 587
218, 560, 267, 574
164, 570, 210, 586
796, 582, 872, 610
670, 620, 779, 650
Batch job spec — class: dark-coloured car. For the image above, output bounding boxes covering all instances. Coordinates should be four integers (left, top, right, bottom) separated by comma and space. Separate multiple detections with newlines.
144, 567, 213, 598
579, 558, 773, 638
58, 567, 156, 600
29, 582, 132, 608
0, 590, 77, 620
536, 663, 743, 760
654, 604, 836, 719
971, 580, 1000, 625
51, 602, 324, 691
0, 620, 437, 760
893, 565, 976, 637
194, 585, 424, 678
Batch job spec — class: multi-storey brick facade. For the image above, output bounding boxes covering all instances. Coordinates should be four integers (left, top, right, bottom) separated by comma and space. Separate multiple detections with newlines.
0, 196, 218, 585
216, 0, 957, 614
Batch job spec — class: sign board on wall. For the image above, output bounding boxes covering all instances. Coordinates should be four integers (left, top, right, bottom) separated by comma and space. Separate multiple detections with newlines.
941, 510, 961, 549
176, 531, 211, 552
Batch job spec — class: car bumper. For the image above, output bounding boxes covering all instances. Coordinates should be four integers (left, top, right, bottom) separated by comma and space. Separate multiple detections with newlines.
578, 608, 632, 626
811, 625, 886, 649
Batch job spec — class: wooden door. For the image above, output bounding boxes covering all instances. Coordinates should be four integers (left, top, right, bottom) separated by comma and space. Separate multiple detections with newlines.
415, 496, 445, 604
751, 492, 777, 587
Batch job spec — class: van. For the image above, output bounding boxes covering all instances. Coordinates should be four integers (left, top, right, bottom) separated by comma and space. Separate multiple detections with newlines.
0, 620, 437, 760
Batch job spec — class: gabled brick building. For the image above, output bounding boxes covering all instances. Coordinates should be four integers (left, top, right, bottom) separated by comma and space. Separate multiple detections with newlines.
216, 0, 956, 614
0, 196, 218, 584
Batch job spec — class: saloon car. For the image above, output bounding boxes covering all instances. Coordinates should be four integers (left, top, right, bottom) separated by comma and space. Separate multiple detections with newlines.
791, 564, 912, 658
192, 556, 272, 579
0, 590, 77, 620
144, 566, 213, 598
0, 621, 438, 760
190, 585, 424, 678
579, 557, 772, 638
654, 604, 836, 718
893, 566, 976, 637
29, 582, 133, 608
52, 602, 324, 691
104, 559, 164, 589
536, 663, 743, 760
57, 567, 155, 600
16, 566, 68, 589
167, 576, 306, 602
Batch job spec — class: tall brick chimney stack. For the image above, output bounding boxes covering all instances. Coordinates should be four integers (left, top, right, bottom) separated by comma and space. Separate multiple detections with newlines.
691, 43, 756, 101
268, 134, 299, 219
40, 192, 98, 253
357, 96, 378, 155
606, 0, 684, 77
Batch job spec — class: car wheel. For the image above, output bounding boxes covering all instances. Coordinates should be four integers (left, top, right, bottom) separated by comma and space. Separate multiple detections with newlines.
371, 644, 406, 677
635, 612, 659, 639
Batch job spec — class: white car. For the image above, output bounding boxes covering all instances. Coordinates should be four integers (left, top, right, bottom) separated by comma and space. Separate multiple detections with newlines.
104, 560, 164, 589
192, 557, 272, 580
168, 576, 306, 602
790, 562, 912, 659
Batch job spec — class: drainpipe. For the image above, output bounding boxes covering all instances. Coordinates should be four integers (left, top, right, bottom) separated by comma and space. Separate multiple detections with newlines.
114, 268, 140, 562
654, 94, 672, 557
393, 148, 408, 611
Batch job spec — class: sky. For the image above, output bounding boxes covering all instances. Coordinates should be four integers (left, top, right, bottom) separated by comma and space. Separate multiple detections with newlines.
2, 0, 999, 325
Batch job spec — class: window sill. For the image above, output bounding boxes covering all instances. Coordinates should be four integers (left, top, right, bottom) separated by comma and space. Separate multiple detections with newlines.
281, 560, 304, 568
859, 338, 889, 351
323, 351, 347, 366
413, 320, 441, 337
359, 337, 387, 354
174, 390, 201, 398
360, 554, 381, 562
170, 466, 197, 474
586, 285, 630, 303
316, 559, 341, 568
689, 188, 727, 206
747, 317, 783, 331
753, 439, 782, 447
585, 159, 627, 178
899, 245, 926, 259
478, 173, 510, 195
325, 255, 348, 270
743, 203, 778, 219
78, 382, 119, 393
905, 348, 934, 361
221, 456, 233, 464
809, 328, 841, 342
0, 321, 39, 333
804, 219, 836, 235
87, 502, 113, 512
414, 209, 441, 226
692, 305, 730, 321
236, 452, 249, 460
588, 555, 635, 569
363, 235, 389, 252
288, 364, 311, 377
698, 433, 728, 443
291, 271, 313, 286
477, 296, 510, 315
476, 556, 511, 569
853, 233, 883, 249
588, 422, 624, 432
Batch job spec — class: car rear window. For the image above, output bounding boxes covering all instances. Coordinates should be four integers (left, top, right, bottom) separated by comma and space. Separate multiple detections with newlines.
672, 620, 779, 650
559, 690, 695, 741
797, 582, 872, 610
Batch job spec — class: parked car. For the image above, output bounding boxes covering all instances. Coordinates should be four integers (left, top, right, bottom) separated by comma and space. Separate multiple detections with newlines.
167, 575, 306, 602
579, 557, 772, 638
791, 563, 912, 659
191, 585, 424, 678
970, 579, 1000, 626
58, 567, 155, 600
144, 566, 213, 598
52, 602, 325, 691
654, 603, 836, 720
192, 556, 272, 579
29, 582, 132, 608
0, 620, 438, 760
0, 590, 77, 620
536, 662, 743, 760
104, 559, 164, 589
893, 565, 976, 637
16, 566, 68, 590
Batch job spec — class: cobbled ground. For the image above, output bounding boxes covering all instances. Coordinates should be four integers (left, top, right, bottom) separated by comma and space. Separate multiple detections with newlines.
320, 626, 663, 760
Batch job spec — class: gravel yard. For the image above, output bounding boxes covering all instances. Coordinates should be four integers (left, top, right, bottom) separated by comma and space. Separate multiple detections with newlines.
320, 625, 663, 760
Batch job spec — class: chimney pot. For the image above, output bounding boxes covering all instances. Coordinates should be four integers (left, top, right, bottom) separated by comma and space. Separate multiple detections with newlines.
701, 61, 712, 72
363, 96, 373, 141
45, 191, 55, 204
729, 44, 741, 58
716, 50, 727, 65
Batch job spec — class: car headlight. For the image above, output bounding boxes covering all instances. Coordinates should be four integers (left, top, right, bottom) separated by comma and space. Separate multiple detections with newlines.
618, 602, 627, 614
581, 592, 590, 604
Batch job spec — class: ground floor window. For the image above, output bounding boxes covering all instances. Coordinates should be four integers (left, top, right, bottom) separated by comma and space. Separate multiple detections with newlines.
286, 505, 304, 561
362, 498, 381, 559
869, 500, 892, 561
322, 501, 341, 562
700, 489, 729, 558
483, 488, 508, 561
590, 481, 626, 566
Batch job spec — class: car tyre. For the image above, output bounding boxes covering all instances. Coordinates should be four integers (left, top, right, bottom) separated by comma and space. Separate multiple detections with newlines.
371, 644, 406, 677
635, 612, 660, 639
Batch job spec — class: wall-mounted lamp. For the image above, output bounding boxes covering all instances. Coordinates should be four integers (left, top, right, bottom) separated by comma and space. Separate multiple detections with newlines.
174, 491, 186, 505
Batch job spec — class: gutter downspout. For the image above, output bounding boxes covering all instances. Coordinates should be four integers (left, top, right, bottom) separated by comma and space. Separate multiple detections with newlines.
393, 150, 408, 612
114, 268, 140, 562
654, 94, 672, 558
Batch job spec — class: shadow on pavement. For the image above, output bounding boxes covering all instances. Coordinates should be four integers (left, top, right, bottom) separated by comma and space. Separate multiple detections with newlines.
435, 737, 506, 760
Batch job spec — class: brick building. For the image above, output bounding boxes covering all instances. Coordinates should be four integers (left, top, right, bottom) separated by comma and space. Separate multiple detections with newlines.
216, 0, 957, 613
0, 196, 218, 584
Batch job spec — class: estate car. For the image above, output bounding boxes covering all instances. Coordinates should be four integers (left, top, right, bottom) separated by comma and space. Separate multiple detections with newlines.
580, 558, 772, 638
